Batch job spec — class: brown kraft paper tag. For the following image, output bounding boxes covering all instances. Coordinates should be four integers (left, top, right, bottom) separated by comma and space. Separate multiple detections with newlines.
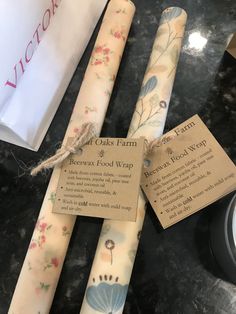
141, 115, 236, 229
53, 137, 145, 221
227, 33, 236, 59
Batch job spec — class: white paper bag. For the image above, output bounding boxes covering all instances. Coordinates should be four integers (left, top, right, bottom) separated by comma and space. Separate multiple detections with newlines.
0, 0, 108, 150
0, 0, 51, 108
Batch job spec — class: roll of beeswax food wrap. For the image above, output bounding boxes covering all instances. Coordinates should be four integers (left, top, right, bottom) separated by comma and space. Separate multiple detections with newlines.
9, 1, 135, 313
80, 7, 187, 314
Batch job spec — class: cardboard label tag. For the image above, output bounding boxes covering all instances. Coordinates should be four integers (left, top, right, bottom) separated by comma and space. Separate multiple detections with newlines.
53, 137, 145, 221
227, 33, 236, 59
141, 115, 236, 228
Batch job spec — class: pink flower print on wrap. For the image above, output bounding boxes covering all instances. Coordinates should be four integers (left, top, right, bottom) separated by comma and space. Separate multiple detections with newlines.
43, 256, 60, 271
51, 257, 59, 268
91, 45, 112, 66
111, 26, 126, 41
39, 222, 47, 233
29, 217, 52, 250
29, 242, 37, 250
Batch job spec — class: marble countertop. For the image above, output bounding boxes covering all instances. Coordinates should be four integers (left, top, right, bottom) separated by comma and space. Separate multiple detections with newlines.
1, 0, 236, 313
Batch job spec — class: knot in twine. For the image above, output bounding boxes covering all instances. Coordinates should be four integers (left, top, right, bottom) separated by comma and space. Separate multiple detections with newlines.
31, 122, 98, 176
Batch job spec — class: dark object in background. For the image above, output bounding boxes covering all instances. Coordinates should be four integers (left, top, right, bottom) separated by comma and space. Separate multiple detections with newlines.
208, 47, 236, 286
210, 192, 236, 284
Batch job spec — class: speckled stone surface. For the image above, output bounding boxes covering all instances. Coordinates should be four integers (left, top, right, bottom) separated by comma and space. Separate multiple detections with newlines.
1, 0, 236, 313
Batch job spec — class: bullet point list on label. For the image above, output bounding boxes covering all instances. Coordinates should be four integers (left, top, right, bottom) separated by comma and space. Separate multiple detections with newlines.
53, 137, 146, 221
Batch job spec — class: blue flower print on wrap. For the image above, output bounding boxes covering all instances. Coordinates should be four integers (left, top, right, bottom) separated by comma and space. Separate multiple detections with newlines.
86, 282, 128, 314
